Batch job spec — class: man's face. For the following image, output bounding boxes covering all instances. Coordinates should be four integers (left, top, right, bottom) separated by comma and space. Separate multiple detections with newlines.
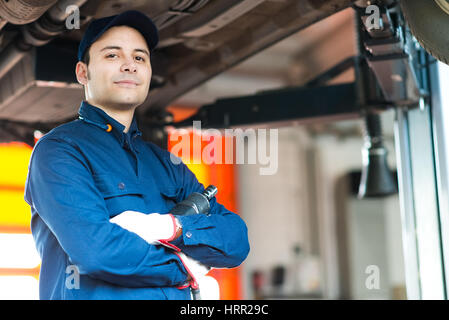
76, 26, 152, 111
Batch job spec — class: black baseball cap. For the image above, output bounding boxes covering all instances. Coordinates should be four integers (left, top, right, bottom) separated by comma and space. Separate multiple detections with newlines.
77, 10, 159, 62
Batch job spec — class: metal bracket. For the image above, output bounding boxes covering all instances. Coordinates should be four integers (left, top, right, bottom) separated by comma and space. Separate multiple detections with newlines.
356, 3, 425, 108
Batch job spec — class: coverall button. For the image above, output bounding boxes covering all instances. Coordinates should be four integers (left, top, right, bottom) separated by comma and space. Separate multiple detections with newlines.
118, 182, 125, 190
186, 231, 192, 238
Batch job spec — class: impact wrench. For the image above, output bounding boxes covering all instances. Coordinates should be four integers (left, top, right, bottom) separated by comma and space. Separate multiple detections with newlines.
170, 185, 218, 300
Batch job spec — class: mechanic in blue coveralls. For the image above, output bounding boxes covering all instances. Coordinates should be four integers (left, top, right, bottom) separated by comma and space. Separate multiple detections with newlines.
24, 10, 250, 300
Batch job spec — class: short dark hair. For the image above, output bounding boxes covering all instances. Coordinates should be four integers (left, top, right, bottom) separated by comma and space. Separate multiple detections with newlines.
81, 47, 91, 81
82, 48, 90, 66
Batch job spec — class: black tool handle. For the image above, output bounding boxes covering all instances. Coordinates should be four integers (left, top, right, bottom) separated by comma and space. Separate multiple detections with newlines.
170, 185, 217, 216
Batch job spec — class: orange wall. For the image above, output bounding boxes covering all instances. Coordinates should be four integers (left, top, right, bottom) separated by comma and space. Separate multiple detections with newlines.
0, 142, 39, 279
168, 130, 243, 300
0, 142, 33, 234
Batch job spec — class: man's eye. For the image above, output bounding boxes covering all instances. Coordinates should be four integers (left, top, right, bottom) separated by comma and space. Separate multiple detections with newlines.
106, 53, 117, 58
135, 56, 145, 62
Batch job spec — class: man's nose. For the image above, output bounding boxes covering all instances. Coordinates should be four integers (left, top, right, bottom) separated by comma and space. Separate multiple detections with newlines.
121, 59, 137, 73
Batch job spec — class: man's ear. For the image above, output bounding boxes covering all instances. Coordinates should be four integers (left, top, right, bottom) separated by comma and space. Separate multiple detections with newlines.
76, 61, 88, 85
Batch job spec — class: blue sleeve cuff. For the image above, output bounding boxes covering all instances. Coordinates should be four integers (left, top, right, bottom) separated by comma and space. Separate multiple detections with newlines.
175, 214, 214, 246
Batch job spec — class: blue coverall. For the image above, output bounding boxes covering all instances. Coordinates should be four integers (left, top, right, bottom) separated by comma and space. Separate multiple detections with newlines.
24, 101, 250, 300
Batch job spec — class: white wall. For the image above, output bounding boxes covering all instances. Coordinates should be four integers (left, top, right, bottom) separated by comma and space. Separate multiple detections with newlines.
238, 111, 406, 299
238, 126, 318, 299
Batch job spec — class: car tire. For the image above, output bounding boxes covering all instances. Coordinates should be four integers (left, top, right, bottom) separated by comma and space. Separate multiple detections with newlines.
401, 0, 449, 64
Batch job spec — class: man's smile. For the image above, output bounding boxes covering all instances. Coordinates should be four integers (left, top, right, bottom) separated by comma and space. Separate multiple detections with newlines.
114, 80, 140, 88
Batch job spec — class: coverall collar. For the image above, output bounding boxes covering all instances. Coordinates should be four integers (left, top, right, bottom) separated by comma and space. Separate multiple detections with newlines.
78, 100, 142, 152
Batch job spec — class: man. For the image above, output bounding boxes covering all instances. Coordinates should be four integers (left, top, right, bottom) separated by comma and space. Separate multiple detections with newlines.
24, 10, 250, 300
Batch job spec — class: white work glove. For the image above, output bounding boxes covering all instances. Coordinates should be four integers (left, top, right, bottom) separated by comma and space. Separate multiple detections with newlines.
175, 252, 211, 290
110, 211, 180, 250
112, 211, 214, 296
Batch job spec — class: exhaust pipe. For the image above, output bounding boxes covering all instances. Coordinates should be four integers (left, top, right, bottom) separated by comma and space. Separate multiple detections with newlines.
0, 0, 58, 26
0, 0, 89, 79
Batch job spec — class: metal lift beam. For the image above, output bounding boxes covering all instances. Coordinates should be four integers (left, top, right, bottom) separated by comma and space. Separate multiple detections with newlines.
174, 82, 361, 129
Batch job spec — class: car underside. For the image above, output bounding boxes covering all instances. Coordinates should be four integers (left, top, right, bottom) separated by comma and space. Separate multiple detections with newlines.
0, 0, 357, 144
0, 0, 448, 146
